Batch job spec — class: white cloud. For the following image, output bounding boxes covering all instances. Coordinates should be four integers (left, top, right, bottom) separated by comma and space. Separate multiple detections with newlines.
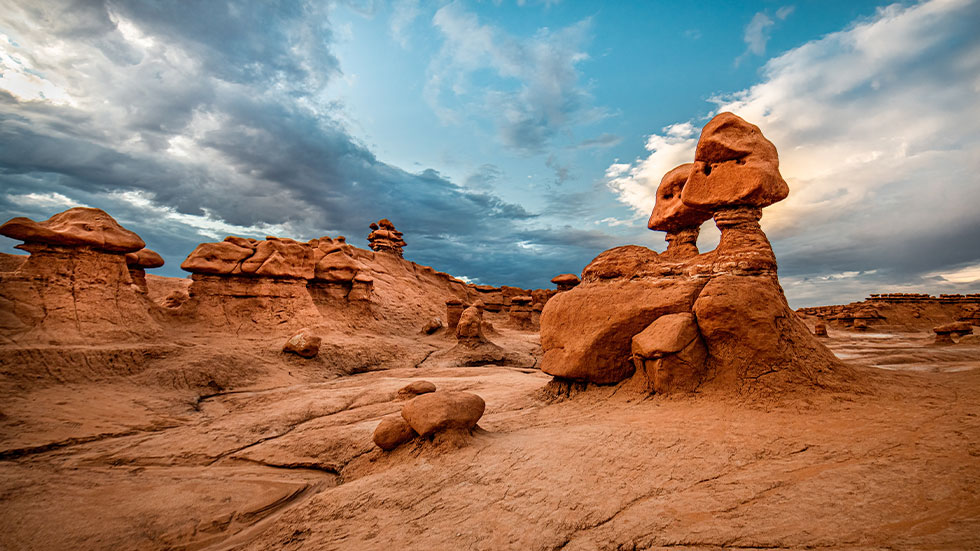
736, 5, 795, 66
389, 0, 420, 48
606, 0, 980, 304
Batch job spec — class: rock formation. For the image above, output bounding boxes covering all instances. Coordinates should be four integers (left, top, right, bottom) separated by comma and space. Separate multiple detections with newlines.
397, 380, 437, 398
445, 298, 465, 333
933, 321, 973, 345
373, 390, 485, 451
551, 273, 580, 291
814, 322, 828, 337
540, 112, 850, 396
0, 207, 161, 343
125, 248, 165, 293
508, 295, 533, 329
368, 219, 406, 257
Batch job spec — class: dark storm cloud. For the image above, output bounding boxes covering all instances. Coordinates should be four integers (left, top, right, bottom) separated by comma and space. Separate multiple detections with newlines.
0, 0, 597, 288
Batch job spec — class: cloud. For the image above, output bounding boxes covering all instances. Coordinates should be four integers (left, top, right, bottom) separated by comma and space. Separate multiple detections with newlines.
390, 0, 420, 48
572, 132, 622, 149
606, 0, 980, 306
0, 0, 596, 289
736, 5, 794, 66
426, 2, 602, 153
545, 154, 572, 186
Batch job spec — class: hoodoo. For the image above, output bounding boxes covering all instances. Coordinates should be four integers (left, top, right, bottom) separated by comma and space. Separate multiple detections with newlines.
540, 112, 851, 396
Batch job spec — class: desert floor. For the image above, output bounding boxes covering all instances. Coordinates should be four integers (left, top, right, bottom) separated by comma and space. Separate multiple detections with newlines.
1, 327, 978, 550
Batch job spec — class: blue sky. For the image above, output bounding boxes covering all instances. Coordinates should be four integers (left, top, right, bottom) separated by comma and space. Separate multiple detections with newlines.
1, 0, 978, 307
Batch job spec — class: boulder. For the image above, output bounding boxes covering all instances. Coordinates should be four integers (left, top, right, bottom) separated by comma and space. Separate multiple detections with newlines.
422, 317, 444, 335
629, 313, 708, 394
373, 415, 418, 451
814, 322, 828, 337
401, 391, 485, 437
283, 329, 321, 358
581, 245, 660, 282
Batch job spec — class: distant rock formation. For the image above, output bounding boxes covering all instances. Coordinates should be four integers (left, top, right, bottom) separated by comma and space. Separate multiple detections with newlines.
0, 207, 161, 343
933, 321, 973, 345
551, 273, 580, 291
368, 219, 406, 257
125, 248, 165, 294
540, 112, 851, 397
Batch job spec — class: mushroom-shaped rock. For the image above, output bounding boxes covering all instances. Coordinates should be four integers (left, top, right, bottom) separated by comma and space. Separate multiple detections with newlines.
401, 391, 485, 437
398, 380, 437, 398
682, 112, 788, 210
373, 415, 418, 451
125, 248, 165, 269
0, 207, 145, 253
283, 329, 321, 358
367, 219, 406, 257
814, 322, 828, 337
628, 313, 708, 394
551, 273, 581, 291
648, 163, 713, 232
181, 241, 255, 275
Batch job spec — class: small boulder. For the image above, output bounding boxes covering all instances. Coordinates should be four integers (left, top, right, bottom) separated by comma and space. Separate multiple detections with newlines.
814, 322, 828, 337
398, 380, 437, 398
422, 317, 444, 335
401, 391, 485, 437
373, 415, 418, 451
283, 329, 321, 358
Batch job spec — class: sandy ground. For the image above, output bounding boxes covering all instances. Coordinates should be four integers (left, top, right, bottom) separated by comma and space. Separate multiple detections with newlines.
1, 328, 978, 550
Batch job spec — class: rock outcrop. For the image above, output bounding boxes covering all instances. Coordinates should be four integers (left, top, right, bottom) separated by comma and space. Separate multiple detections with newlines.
934, 321, 973, 345
0, 208, 161, 343
551, 273, 580, 292
283, 329, 321, 358
125, 248, 165, 293
368, 219, 406, 258
540, 112, 850, 397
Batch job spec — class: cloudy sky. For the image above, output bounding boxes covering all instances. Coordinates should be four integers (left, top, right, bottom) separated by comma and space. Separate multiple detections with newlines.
1, 0, 978, 307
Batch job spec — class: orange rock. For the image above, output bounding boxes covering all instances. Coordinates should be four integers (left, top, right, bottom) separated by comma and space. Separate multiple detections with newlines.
0, 207, 145, 253
180, 241, 255, 275
398, 380, 437, 398
682, 112, 788, 210
373, 415, 418, 451
125, 248, 165, 269
550, 273, 580, 291
401, 391, 485, 437
283, 329, 321, 358
581, 245, 659, 282
648, 163, 712, 232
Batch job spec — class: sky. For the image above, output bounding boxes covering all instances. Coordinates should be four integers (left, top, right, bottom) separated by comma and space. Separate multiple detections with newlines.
0, 0, 978, 308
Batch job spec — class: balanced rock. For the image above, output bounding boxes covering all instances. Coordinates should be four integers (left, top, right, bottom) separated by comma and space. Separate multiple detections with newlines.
373, 415, 418, 451
934, 321, 973, 344
125, 248, 164, 293
401, 391, 485, 437
283, 329, 321, 358
551, 273, 581, 292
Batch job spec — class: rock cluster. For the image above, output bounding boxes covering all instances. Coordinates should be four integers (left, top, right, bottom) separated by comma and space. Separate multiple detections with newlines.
368, 219, 406, 257
540, 112, 849, 396
0, 208, 162, 343
373, 386, 485, 451
933, 321, 973, 345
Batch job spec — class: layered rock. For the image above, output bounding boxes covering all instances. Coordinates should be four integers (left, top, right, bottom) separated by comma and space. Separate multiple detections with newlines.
125, 248, 165, 294
0, 208, 161, 343
933, 321, 973, 345
551, 273, 580, 292
368, 219, 406, 257
179, 236, 320, 330
540, 112, 850, 396
508, 295, 533, 330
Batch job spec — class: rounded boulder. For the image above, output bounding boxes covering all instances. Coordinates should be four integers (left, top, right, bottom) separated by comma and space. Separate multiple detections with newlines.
401, 391, 485, 437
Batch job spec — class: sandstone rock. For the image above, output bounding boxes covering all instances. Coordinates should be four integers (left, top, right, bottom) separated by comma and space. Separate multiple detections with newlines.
682, 112, 788, 210
508, 295, 533, 330
540, 278, 704, 384
398, 380, 437, 398
162, 289, 189, 308
125, 248, 165, 269
648, 163, 713, 232
368, 219, 406, 257
401, 391, 485, 437
814, 322, 828, 337
629, 313, 708, 394
551, 273, 580, 291
0, 252, 27, 272
180, 241, 255, 275
446, 299, 465, 332
0, 207, 145, 253
283, 329, 321, 358
580, 245, 659, 282
373, 415, 418, 451
958, 334, 980, 345
456, 305, 487, 344
422, 317, 444, 335
934, 321, 973, 344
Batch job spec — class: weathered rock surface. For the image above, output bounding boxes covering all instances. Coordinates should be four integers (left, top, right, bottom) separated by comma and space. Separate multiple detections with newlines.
551, 273, 580, 291
368, 219, 407, 257
398, 380, 437, 398
401, 391, 485, 437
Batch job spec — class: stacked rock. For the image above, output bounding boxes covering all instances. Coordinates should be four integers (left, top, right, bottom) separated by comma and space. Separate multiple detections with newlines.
373, 383, 486, 451
539, 112, 848, 396
0, 207, 162, 343
933, 321, 973, 345
368, 219, 406, 257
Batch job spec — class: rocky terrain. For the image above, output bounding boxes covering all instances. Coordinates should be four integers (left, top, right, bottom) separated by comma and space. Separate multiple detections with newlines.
1, 113, 977, 550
